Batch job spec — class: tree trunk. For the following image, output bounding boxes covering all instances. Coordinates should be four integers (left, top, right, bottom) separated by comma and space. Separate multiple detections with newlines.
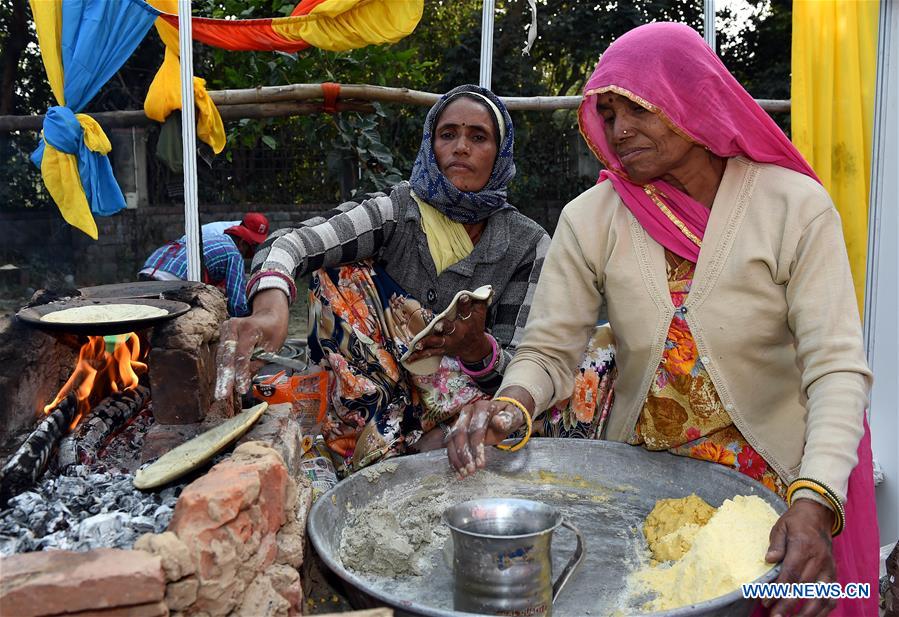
0, 0, 29, 116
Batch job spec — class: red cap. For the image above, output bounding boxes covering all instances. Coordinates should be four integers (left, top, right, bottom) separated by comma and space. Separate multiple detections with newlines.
225, 212, 270, 246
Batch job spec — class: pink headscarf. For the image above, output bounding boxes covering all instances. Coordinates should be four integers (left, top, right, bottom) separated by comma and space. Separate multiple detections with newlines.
578, 22, 819, 261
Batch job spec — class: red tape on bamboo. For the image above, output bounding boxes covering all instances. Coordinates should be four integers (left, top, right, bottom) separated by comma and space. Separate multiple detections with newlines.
321, 82, 341, 113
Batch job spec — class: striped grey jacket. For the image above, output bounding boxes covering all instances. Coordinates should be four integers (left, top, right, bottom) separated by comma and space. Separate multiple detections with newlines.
249, 182, 550, 392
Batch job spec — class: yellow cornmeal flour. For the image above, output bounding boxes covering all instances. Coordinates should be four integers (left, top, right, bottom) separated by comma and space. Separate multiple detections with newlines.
643, 494, 715, 562
633, 494, 779, 611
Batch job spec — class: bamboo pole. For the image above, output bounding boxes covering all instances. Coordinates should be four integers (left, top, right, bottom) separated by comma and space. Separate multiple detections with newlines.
209, 83, 441, 107
0, 100, 376, 131
209, 84, 791, 113
0, 83, 791, 132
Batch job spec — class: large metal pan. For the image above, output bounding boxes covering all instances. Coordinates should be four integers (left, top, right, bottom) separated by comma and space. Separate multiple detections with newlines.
16, 297, 191, 336
308, 439, 786, 617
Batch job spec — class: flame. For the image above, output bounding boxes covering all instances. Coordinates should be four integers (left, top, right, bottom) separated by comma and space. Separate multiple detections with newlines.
43, 333, 148, 429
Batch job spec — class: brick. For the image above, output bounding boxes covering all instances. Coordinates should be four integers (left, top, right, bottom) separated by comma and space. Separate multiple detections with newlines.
149, 285, 237, 425
234, 573, 290, 617
148, 348, 214, 424
134, 532, 196, 581
165, 443, 290, 616
48, 600, 169, 617
164, 577, 199, 611
276, 479, 312, 569
239, 403, 303, 476
265, 564, 301, 613
0, 549, 164, 617
0, 317, 78, 443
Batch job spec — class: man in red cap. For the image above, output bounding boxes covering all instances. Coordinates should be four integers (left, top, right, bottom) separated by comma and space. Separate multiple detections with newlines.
223, 212, 270, 250
139, 213, 270, 316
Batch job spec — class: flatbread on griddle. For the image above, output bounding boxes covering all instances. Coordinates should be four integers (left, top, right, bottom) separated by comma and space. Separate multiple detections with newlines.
41, 304, 169, 324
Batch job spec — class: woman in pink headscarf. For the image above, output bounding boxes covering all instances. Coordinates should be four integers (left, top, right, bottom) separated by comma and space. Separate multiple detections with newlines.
446, 22, 878, 617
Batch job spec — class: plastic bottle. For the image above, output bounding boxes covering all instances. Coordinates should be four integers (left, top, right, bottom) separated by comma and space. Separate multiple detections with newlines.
299, 436, 339, 501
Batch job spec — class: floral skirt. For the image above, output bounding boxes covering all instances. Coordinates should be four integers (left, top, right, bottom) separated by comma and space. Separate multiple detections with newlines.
534, 324, 617, 439
307, 261, 488, 475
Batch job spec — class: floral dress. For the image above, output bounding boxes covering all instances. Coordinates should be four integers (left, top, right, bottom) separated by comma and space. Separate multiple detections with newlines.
535, 325, 617, 439
307, 260, 487, 475
628, 250, 786, 497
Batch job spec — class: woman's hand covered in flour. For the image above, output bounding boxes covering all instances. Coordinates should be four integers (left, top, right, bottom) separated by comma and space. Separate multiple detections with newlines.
446, 387, 535, 478
763, 499, 837, 617
406, 293, 491, 363
214, 289, 290, 400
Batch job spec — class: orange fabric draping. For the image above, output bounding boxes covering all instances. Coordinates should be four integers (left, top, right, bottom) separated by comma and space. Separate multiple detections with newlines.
156, 0, 422, 53
158, 16, 311, 52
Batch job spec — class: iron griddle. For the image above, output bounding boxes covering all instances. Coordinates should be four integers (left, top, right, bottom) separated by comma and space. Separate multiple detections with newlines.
16, 297, 191, 336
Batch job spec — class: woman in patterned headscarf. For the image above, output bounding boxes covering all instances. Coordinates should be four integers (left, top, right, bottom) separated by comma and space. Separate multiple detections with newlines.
447, 23, 877, 617
216, 85, 550, 474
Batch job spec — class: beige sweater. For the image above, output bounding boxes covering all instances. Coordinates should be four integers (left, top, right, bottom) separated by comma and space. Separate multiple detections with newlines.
502, 157, 872, 502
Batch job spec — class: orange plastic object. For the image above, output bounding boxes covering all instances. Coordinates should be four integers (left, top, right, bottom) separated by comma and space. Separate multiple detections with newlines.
253, 370, 328, 422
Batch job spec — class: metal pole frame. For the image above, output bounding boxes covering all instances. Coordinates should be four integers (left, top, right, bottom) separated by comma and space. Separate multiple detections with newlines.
479, 0, 495, 90
704, 0, 716, 51
178, 0, 201, 282
864, 0, 894, 363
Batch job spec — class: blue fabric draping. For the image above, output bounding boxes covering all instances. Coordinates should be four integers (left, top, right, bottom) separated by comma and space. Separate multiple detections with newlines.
32, 0, 159, 222
32, 107, 124, 216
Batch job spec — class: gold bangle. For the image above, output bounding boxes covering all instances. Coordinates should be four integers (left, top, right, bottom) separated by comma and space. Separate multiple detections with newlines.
493, 396, 533, 452
786, 478, 846, 537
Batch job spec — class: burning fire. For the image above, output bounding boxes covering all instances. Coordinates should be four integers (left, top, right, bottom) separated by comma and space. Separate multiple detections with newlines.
43, 333, 148, 428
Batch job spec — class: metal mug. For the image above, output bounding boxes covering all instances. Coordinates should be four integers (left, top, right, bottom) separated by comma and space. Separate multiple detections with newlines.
443, 498, 585, 617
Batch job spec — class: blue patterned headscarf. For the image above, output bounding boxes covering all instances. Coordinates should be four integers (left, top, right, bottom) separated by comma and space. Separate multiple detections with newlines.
409, 85, 516, 223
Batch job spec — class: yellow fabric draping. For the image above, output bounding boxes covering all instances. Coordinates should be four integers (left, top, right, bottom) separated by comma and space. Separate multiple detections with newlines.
40, 146, 97, 239
77, 114, 112, 154
792, 0, 879, 314
412, 192, 474, 275
272, 0, 423, 51
144, 0, 225, 153
40, 114, 112, 240
30, 0, 65, 106
30, 0, 109, 239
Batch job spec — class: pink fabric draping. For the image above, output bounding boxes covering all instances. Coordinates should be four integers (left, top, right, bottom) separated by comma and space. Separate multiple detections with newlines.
578, 22, 819, 261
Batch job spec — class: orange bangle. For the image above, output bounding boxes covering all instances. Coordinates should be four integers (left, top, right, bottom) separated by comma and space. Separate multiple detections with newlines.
786, 478, 845, 536
493, 396, 533, 452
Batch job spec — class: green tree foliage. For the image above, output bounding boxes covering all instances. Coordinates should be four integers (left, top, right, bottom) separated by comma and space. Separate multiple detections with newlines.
717, 0, 792, 131
0, 0, 792, 211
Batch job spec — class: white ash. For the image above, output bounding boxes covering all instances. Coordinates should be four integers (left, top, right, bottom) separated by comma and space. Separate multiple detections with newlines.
0, 465, 180, 556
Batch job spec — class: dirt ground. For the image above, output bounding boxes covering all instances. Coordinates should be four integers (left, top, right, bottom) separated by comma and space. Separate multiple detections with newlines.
287, 286, 310, 340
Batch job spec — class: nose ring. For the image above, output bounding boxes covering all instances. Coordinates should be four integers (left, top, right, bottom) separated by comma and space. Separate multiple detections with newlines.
622, 129, 629, 135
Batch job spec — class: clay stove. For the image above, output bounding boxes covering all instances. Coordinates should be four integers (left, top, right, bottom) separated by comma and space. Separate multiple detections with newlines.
0, 283, 312, 617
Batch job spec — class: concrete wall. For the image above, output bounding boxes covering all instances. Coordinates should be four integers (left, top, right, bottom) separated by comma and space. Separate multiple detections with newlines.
0, 205, 326, 289
0, 201, 566, 290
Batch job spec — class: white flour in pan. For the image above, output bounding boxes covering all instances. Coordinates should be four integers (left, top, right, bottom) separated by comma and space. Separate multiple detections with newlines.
42, 304, 168, 324
338, 471, 511, 578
